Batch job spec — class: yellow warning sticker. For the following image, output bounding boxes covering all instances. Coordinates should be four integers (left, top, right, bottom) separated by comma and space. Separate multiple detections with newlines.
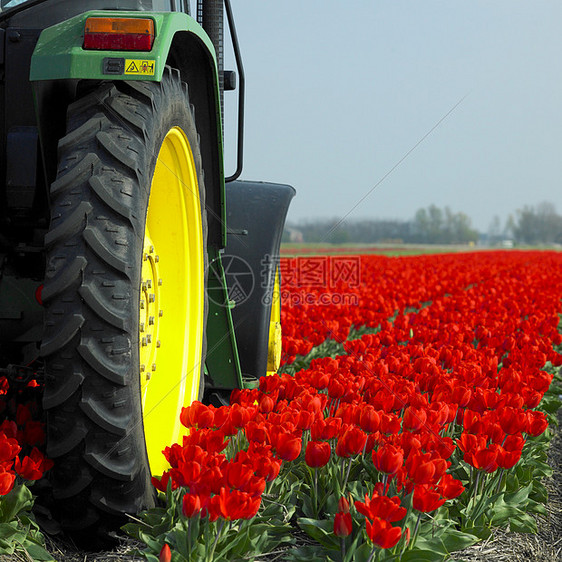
124, 59, 155, 76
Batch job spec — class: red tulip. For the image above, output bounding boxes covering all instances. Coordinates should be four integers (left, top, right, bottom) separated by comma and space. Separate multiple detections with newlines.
0, 468, 15, 496
358, 405, 380, 433
274, 432, 302, 461
333, 511, 352, 537
335, 426, 367, 458
225, 461, 253, 490
365, 517, 402, 549
14, 447, 52, 481
338, 496, 350, 513
182, 493, 201, 518
496, 445, 521, 469
380, 413, 401, 435
402, 406, 427, 432
437, 473, 465, 500
258, 393, 275, 413
159, 543, 172, 562
296, 410, 314, 430
0, 433, 21, 463
180, 401, 215, 429
406, 454, 436, 485
526, 410, 548, 436
305, 440, 331, 468
218, 487, 261, 520
372, 444, 403, 475
498, 407, 527, 435
470, 444, 499, 473
229, 403, 253, 429
412, 484, 445, 513
355, 492, 406, 523
15, 404, 32, 426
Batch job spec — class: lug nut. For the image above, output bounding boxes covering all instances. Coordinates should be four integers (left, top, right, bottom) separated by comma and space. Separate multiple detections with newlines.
147, 280, 152, 288
159, 309, 163, 317
140, 364, 145, 372
158, 278, 163, 286
156, 340, 161, 348
140, 300, 145, 309
140, 322, 145, 332
149, 294, 155, 303
155, 255, 160, 262
152, 363, 156, 371
147, 335, 152, 343
141, 337, 147, 346
149, 316, 155, 325
149, 245, 154, 253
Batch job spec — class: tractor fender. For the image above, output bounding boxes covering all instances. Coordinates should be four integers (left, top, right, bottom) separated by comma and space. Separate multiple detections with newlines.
29, 10, 226, 246
224, 181, 295, 379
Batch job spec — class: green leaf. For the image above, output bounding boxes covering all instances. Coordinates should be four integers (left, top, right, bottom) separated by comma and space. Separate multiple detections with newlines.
504, 482, 532, 506
20, 540, 56, 561
490, 504, 524, 526
509, 514, 538, 534
414, 536, 448, 557
459, 523, 492, 540
439, 529, 480, 553
139, 530, 165, 553
286, 545, 329, 562
297, 517, 340, 550
525, 499, 547, 516
0, 485, 33, 524
539, 396, 561, 413
0, 522, 20, 540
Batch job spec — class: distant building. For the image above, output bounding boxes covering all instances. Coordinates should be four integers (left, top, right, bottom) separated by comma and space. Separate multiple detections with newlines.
285, 228, 304, 243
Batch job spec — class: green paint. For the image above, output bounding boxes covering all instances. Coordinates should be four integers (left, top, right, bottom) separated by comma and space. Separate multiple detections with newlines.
205, 247, 243, 391
30, 11, 216, 82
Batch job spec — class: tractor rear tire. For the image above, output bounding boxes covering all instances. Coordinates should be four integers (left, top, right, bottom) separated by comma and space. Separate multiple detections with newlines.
40, 67, 208, 541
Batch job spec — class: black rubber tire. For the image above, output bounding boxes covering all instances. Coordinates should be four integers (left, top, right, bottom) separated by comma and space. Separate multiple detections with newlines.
39, 67, 208, 541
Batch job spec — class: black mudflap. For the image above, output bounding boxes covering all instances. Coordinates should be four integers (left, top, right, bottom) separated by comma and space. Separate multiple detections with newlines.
224, 180, 295, 379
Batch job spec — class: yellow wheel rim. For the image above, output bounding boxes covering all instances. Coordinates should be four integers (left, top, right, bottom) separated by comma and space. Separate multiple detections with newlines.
266, 268, 282, 376
140, 127, 204, 476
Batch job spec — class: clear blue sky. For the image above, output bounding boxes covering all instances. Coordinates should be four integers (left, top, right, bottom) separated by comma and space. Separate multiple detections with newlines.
221, 1, 562, 232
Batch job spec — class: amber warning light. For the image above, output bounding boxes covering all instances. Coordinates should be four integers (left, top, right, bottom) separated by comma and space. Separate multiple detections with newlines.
83, 17, 155, 51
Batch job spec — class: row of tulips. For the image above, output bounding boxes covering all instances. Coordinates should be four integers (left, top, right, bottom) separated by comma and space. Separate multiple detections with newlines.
280, 250, 556, 363
133, 250, 562, 561
0, 380, 55, 558
0, 390, 53, 492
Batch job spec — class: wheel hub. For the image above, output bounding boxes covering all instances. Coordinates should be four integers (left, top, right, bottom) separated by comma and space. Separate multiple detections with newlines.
140, 233, 162, 388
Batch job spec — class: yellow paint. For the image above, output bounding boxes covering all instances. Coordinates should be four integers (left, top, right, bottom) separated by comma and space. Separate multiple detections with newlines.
125, 59, 155, 75
140, 126, 204, 476
266, 268, 282, 376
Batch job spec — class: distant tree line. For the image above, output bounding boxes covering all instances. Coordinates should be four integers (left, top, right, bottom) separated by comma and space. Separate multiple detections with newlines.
285, 204, 479, 245
502, 202, 562, 245
284, 202, 562, 246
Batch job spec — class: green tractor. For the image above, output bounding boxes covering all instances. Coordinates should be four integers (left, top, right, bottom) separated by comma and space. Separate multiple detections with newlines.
0, 0, 294, 541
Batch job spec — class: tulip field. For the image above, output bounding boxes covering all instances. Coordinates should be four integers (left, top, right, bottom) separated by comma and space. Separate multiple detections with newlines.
129, 249, 562, 561
1, 249, 562, 561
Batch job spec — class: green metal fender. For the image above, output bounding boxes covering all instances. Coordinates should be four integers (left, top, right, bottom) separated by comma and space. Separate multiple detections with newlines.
30, 10, 213, 83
